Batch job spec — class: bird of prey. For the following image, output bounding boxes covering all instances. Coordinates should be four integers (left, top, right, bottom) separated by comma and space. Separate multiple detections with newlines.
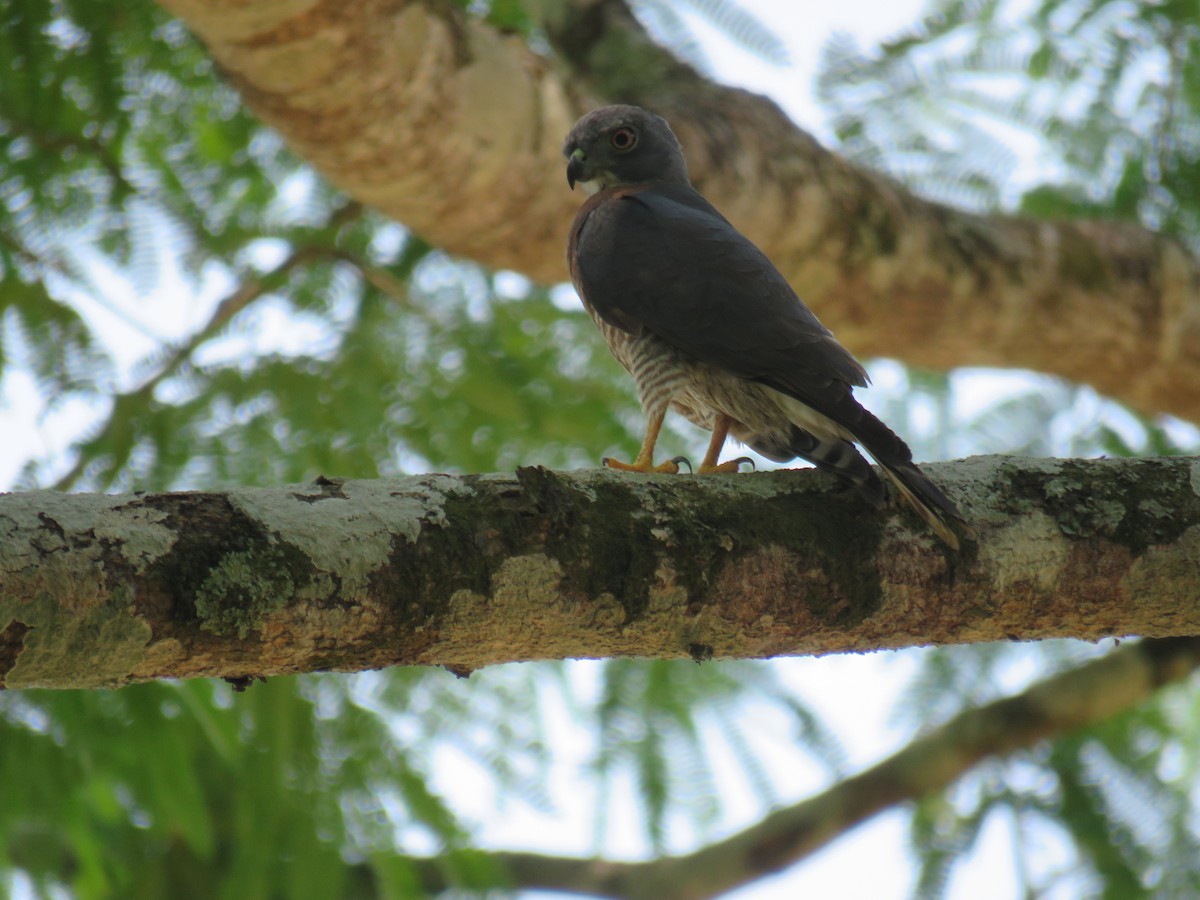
563, 105, 969, 548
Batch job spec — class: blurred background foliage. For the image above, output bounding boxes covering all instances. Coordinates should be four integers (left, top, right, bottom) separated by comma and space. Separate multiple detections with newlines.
1, 0, 1199, 897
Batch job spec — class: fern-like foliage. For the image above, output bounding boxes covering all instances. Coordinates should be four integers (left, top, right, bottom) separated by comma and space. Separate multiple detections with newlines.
818, 0, 1200, 245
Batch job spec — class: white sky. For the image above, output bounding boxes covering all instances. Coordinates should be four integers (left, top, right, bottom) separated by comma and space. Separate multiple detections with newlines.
0, 3, 1164, 898
474, 4, 1048, 898
682, 0, 928, 138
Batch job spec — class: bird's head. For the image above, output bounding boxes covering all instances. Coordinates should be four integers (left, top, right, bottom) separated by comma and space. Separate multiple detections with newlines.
563, 105, 690, 195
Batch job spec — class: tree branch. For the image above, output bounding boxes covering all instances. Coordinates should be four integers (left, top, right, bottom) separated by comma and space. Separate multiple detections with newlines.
392, 637, 1200, 899
153, 0, 1200, 421
2, 456, 1199, 689
50, 235, 346, 491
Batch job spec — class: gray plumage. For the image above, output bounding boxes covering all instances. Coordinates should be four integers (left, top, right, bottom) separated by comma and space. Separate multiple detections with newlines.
564, 105, 969, 548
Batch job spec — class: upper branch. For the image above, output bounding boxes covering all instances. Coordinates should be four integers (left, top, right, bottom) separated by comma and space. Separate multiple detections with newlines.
2, 456, 1199, 689
153, 0, 1200, 421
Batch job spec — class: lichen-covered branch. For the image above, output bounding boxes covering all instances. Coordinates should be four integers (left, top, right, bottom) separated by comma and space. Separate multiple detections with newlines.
153, 0, 1200, 421
393, 636, 1200, 899
2, 456, 1199, 689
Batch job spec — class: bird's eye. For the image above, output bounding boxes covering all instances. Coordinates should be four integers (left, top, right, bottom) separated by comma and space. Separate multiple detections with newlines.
610, 127, 638, 152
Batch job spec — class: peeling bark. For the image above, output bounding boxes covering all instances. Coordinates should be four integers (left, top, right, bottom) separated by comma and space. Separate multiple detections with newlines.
2, 456, 1199, 689
154, 0, 1200, 421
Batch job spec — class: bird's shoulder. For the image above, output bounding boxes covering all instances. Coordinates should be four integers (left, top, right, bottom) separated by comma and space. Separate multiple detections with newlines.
570, 182, 728, 239
568, 182, 753, 297
567, 180, 870, 394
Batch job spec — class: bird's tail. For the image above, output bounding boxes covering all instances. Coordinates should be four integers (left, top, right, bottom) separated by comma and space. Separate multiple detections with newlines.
753, 417, 971, 549
753, 428, 888, 504
849, 410, 972, 550
873, 458, 969, 550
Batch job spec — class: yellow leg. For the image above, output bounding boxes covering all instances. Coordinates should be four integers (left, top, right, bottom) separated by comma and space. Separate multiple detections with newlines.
603, 407, 686, 473
697, 414, 753, 474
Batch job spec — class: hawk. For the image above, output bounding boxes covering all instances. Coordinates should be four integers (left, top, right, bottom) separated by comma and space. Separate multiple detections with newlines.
563, 105, 970, 549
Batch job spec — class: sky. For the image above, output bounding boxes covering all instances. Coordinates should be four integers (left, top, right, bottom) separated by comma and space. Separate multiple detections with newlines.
477, 4, 1120, 897
0, 1, 1166, 897
679, 0, 927, 136
470, 2, 1049, 897
677, 7, 1022, 892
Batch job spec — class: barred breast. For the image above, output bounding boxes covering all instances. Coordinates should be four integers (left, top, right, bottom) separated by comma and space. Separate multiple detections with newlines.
584, 305, 700, 426
584, 301, 845, 453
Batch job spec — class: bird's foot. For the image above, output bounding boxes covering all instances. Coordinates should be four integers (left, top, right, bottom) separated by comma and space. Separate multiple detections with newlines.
697, 456, 755, 474
602, 455, 691, 474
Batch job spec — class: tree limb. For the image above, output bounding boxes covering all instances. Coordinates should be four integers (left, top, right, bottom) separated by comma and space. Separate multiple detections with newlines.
153, 0, 1200, 421
393, 636, 1200, 899
48, 242, 333, 492
2, 455, 1199, 689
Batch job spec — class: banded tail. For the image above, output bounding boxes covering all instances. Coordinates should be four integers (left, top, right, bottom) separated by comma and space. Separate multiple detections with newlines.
752, 416, 971, 550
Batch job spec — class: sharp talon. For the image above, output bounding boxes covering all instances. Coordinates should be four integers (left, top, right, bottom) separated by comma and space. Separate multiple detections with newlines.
698, 456, 754, 474
603, 456, 682, 473
672, 456, 692, 474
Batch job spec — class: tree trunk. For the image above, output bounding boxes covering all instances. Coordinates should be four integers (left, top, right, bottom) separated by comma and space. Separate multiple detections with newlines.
3, 455, 1198, 689
154, 0, 1200, 422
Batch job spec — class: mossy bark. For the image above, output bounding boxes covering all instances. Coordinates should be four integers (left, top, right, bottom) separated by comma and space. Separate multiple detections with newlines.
2, 456, 1199, 689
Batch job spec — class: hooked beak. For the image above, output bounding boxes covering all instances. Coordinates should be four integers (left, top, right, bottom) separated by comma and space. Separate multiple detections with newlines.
566, 148, 586, 190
